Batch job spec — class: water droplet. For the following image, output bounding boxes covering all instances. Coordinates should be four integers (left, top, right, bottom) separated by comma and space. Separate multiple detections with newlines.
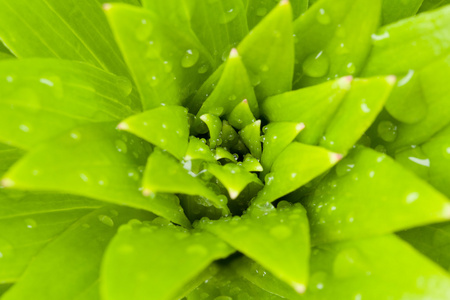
270, 225, 292, 240
256, 7, 267, 17
186, 244, 208, 256
6, 75, 13, 82
145, 40, 161, 59
98, 215, 114, 227
81, 223, 91, 229
136, 19, 153, 41
0, 237, 14, 259
317, 8, 331, 25
336, 24, 346, 37
303, 51, 329, 78
19, 124, 30, 133
80, 173, 89, 182
360, 99, 371, 113
406, 192, 419, 204
115, 76, 133, 98
147, 74, 159, 87
310, 271, 327, 290
260, 64, 269, 72
335, 158, 355, 176
198, 64, 209, 74
70, 130, 80, 140
115, 139, 128, 153
374, 144, 387, 153
181, 49, 200, 68
346, 62, 356, 74
377, 120, 398, 142
40, 78, 54, 87
24, 218, 37, 229
333, 248, 369, 278
163, 61, 173, 73
219, 6, 238, 24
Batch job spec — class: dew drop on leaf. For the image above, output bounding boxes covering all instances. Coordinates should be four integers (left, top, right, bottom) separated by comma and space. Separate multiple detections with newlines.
316, 8, 331, 25
24, 218, 37, 229
256, 7, 267, 17
145, 40, 161, 59
135, 19, 153, 41
335, 158, 355, 177
377, 120, 398, 142
186, 244, 208, 256
303, 51, 329, 78
181, 49, 200, 68
198, 64, 209, 74
269, 225, 292, 240
115, 139, 128, 154
98, 215, 114, 227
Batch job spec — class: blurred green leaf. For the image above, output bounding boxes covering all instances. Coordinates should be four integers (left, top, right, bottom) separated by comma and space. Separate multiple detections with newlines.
239, 120, 262, 159
141, 0, 191, 28
2, 206, 152, 300
0, 59, 137, 150
228, 99, 257, 130
238, 0, 294, 99
199, 203, 310, 291
240, 154, 263, 172
2, 122, 190, 227
0, 191, 101, 283
143, 148, 229, 214
303, 234, 450, 299
262, 77, 352, 145
101, 220, 234, 300
319, 76, 395, 154
246, 0, 308, 30
419, 0, 450, 12
398, 221, 450, 271
381, 0, 423, 25
293, 0, 382, 88
255, 143, 341, 204
206, 163, 262, 199
0, 0, 130, 78
197, 49, 258, 119
185, 136, 216, 162
105, 3, 213, 109
200, 114, 223, 149
118, 106, 189, 159
303, 146, 450, 245
0, 145, 24, 176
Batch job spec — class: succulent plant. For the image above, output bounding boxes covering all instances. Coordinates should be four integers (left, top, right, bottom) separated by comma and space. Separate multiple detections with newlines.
0, 0, 450, 299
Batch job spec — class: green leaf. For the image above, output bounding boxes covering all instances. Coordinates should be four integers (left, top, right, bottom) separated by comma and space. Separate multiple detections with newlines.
104, 3, 213, 109
246, 0, 308, 30
0, 59, 137, 150
143, 148, 229, 214
319, 76, 396, 154
118, 106, 189, 159
141, 0, 191, 28
381, 0, 423, 25
238, 0, 294, 99
240, 154, 263, 172
0, 0, 130, 78
293, 0, 382, 88
255, 143, 342, 204
206, 163, 262, 199
231, 256, 303, 300
0, 191, 101, 283
262, 77, 352, 145
2, 206, 152, 300
395, 124, 450, 198
398, 221, 450, 271
419, 0, 450, 12
188, 0, 249, 66
2, 122, 190, 227
0, 145, 24, 176
185, 136, 216, 162
304, 234, 450, 299
101, 219, 234, 300
261, 122, 305, 178
214, 147, 238, 163
200, 114, 223, 149
199, 202, 310, 292
302, 146, 450, 245
239, 120, 262, 160
197, 48, 258, 119
362, 6, 450, 76
228, 99, 257, 131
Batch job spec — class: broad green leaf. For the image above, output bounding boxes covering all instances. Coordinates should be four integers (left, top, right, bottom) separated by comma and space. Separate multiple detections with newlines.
104, 3, 213, 109
0, 0, 130, 78
206, 163, 262, 199
0, 59, 137, 150
239, 120, 262, 159
228, 99, 257, 130
395, 124, 450, 198
185, 136, 216, 162
246, 0, 308, 30
262, 77, 352, 145
383, 56, 450, 151
381, 0, 423, 25
197, 49, 258, 119
200, 114, 222, 149
231, 256, 303, 299
238, 0, 294, 99
118, 106, 189, 159
319, 76, 395, 154
255, 143, 341, 204
240, 154, 263, 172
143, 148, 229, 214
302, 146, 450, 245
362, 6, 450, 76
2, 206, 152, 300
419, 0, 450, 12
398, 221, 450, 271
101, 219, 234, 300
293, 0, 382, 88
199, 202, 310, 291
2, 122, 190, 227
303, 234, 450, 299
0, 191, 101, 283
187, 263, 285, 300
261, 122, 305, 177
189, 0, 249, 66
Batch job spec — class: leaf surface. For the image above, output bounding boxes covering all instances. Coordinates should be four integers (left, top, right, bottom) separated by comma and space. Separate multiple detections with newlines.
381, 0, 423, 25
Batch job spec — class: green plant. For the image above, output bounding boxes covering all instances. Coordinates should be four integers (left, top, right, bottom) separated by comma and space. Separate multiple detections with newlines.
0, 0, 449, 299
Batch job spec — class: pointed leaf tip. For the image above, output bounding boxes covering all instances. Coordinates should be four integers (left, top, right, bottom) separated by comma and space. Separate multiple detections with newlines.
337, 76, 353, 90
292, 282, 306, 294
229, 189, 239, 200
1, 178, 15, 188
280, 0, 290, 5
296, 123, 305, 132
142, 189, 154, 197
229, 48, 239, 59
116, 122, 129, 130
386, 75, 397, 85
329, 152, 343, 164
